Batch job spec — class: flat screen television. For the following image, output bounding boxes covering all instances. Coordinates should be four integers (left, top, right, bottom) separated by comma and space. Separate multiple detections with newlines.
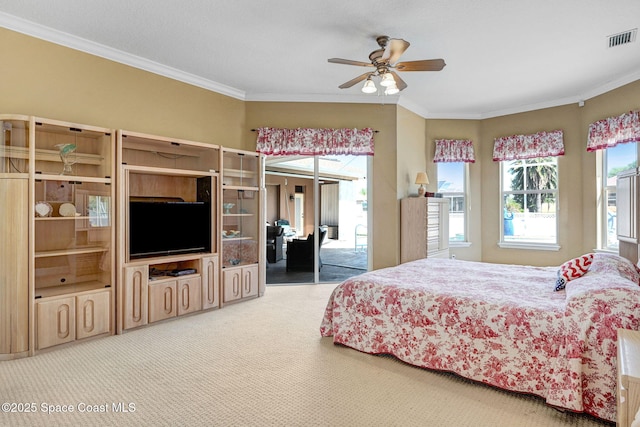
129, 201, 211, 259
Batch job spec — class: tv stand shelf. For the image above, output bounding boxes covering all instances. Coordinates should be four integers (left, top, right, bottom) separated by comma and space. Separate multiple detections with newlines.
116, 130, 222, 333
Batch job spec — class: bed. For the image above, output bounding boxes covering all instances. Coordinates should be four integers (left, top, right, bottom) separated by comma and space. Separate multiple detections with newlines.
320, 253, 640, 422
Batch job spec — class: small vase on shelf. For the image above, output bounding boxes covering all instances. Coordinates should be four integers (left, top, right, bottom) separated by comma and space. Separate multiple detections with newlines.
55, 143, 77, 175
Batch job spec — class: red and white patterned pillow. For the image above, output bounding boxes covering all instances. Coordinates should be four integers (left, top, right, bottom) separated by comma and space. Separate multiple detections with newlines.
554, 253, 594, 291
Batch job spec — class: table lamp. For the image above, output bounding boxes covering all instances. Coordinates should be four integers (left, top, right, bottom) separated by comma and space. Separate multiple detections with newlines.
415, 172, 429, 197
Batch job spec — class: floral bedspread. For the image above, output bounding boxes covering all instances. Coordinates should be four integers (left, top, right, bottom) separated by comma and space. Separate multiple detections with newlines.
320, 257, 640, 421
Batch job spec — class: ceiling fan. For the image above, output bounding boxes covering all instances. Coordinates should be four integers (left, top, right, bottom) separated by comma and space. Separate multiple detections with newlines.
328, 35, 446, 95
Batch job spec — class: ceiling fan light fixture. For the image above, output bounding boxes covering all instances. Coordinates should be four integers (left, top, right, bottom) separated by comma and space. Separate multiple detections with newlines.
361, 77, 377, 94
380, 72, 395, 87
384, 83, 399, 95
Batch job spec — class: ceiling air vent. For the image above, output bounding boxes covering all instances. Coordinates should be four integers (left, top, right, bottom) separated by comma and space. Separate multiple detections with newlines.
608, 28, 637, 47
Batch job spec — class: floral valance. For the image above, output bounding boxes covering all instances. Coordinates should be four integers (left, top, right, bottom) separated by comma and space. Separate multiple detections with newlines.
256, 127, 374, 156
493, 129, 564, 161
433, 139, 475, 163
586, 110, 640, 152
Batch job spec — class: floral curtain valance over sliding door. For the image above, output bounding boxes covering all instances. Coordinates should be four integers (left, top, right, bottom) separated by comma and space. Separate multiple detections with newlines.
255, 127, 375, 156
586, 110, 640, 151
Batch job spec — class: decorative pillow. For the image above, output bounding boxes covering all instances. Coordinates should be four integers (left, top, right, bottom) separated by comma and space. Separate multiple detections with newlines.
587, 253, 640, 285
554, 253, 594, 291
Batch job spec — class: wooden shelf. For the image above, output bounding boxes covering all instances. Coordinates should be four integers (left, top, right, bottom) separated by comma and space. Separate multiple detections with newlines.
35, 281, 110, 299
0, 146, 29, 160
124, 164, 217, 177
36, 216, 89, 221
35, 246, 108, 258
221, 185, 260, 192
34, 174, 112, 184
2, 146, 101, 164
223, 168, 256, 178
34, 148, 104, 165
222, 261, 258, 269
125, 251, 214, 267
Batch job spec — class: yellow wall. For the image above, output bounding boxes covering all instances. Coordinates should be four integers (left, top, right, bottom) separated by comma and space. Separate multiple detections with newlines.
3, 26, 640, 269
397, 106, 427, 198
0, 28, 244, 146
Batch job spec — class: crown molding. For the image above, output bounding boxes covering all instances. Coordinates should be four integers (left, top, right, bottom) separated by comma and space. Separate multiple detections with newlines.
0, 12, 245, 100
1, 11, 638, 120
245, 92, 400, 105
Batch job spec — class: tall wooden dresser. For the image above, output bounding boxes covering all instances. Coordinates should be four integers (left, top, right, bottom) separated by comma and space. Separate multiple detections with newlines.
400, 197, 449, 263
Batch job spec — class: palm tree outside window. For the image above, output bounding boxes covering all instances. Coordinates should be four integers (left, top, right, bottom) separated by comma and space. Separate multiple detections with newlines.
501, 157, 558, 244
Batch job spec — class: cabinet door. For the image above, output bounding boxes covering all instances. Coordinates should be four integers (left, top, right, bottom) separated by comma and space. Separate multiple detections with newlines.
36, 297, 76, 350
242, 265, 259, 298
76, 290, 110, 340
201, 256, 219, 310
177, 277, 202, 316
148, 280, 177, 323
0, 177, 29, 355
123, 266, 148, 329
223, 268, 242, 303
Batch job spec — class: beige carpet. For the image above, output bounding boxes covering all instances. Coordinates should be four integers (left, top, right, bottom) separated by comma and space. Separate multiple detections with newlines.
0, 283, 613, 427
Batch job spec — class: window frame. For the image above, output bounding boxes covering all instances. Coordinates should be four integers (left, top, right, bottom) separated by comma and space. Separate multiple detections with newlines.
498, 156, 560, 250
598, 142, 639, 251
437, 162, 469, 245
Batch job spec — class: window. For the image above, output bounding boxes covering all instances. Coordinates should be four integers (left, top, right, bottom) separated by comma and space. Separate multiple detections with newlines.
501, 157, 558, 245
437, 162, 467, 242
601, 142, 638, 250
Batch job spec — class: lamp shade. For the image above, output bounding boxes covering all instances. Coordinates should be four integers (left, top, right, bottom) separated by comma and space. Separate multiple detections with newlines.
380, 72, 395, 87
361, 77, 377, 94
384, 83, 399, 95
415, 172, 429, 185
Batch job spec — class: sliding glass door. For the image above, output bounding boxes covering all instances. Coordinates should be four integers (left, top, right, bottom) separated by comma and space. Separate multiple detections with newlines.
264, 155, 369, 285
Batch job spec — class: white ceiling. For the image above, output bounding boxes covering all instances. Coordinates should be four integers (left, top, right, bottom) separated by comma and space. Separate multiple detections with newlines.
1, 0, 639, 119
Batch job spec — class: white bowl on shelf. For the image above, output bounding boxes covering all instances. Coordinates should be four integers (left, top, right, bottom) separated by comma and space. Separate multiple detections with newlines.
223, 230, 240, 238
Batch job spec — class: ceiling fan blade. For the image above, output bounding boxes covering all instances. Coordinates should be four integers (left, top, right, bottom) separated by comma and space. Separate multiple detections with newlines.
338, 72, 372, 89
382, 38, 410, 64
328, 58, 374, 67
390, 72, 408, 91
394, 59, 446, 72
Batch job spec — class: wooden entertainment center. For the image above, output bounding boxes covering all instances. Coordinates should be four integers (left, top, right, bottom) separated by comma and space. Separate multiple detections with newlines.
0, 114, 265, 359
